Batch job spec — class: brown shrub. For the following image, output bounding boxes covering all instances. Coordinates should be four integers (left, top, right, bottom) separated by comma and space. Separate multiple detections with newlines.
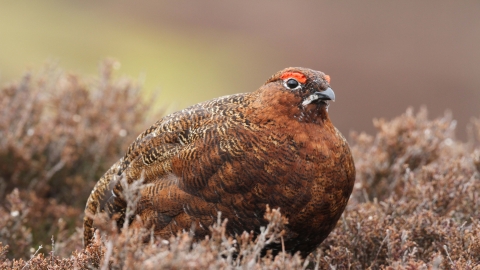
0, 60, 158, 259
0, 64, 479, 269
318, 108, 480, 269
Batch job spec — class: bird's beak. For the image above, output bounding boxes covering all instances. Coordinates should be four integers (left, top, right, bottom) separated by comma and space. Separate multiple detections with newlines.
302, 88, 336, 107
314, 88, 335, 102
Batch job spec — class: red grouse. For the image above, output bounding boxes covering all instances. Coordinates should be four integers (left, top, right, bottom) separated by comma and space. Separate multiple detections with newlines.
84, 67, 355, 256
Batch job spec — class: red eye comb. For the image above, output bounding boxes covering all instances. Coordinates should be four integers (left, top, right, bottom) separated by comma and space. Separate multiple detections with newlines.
280, 72, 307, 84
325, 75, 331, 84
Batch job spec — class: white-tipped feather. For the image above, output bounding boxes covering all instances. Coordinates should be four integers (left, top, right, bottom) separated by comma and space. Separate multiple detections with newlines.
302, 94, 320, 106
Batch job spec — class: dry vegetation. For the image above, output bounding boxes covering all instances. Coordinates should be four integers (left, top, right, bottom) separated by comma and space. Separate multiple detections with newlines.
1, 62, 479, 269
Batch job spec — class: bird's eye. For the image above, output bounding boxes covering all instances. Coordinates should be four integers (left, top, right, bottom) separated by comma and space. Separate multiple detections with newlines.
285, 78, 300, 89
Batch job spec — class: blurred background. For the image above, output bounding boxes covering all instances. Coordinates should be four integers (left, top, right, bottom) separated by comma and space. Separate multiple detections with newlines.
1, 0, 479, 139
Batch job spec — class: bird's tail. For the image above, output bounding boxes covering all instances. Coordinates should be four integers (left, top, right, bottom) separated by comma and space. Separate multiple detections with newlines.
83, 160, 122, 247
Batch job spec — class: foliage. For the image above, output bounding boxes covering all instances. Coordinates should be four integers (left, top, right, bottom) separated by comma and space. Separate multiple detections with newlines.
1, 64, 479, 269
0, 60, 157, 260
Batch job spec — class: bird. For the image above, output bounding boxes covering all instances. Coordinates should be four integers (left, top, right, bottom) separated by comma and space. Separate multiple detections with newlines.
83, 67, 356, 257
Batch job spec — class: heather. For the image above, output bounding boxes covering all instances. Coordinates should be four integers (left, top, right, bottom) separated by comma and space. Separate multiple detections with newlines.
1, 63, 479, 269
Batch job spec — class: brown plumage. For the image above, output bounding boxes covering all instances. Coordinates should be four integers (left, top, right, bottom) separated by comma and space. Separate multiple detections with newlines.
83, 67, 355, 256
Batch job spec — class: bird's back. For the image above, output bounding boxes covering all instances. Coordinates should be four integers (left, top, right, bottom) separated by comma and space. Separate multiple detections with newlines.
84, 92, 261, 244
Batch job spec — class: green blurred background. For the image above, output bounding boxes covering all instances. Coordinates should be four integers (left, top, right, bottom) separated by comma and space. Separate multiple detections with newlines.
1, 0, 479, 139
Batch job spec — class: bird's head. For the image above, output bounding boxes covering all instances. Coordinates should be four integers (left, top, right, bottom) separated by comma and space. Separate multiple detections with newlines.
257, 67, 335, 123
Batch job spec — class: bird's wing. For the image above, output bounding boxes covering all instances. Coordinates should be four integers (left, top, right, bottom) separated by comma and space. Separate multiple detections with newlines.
83, 93, 252, 246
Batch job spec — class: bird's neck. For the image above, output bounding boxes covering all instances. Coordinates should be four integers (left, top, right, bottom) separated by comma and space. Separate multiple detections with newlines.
249, 102, 331, 127
292, 104, 330, 124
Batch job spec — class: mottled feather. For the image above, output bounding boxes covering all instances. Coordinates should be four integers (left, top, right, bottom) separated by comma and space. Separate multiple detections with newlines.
84, 67, 355, 256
